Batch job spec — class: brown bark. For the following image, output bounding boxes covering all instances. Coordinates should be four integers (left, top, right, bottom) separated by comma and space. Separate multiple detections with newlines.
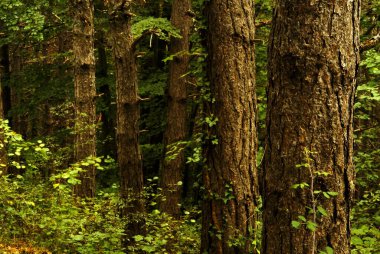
71, 0, 97, 198
159, 0, 192, 218
201, 1, 258, 253
107, 0, 145, 240
262, 0, 360, 253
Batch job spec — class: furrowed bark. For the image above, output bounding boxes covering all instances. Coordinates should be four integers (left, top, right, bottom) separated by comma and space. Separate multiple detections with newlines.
159, 0, 192, 218
201, 1, 259, 253
263, 0, 360, 253
71, 0, 97, 198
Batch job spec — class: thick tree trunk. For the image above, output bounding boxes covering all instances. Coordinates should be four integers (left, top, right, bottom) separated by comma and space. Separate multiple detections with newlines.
159, 0, 192, 218
262, 1, 360, 253
107, 0, 145, 240
71, 0, 97, 198
201, 1, 258, 253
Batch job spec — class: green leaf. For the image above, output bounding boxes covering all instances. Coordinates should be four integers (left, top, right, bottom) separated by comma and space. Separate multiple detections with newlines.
326, 246, 334, 254
317, 206, 328, 216
298, 215, 307, 222
323, 192, 330, 199
72, 235, 84, 241
351, 236, 363, 245
133, 235, 144, 242
141, 245, 156, 252
327, 192, 338, 196
291, 220, 301, 229
306, 221, 317, 231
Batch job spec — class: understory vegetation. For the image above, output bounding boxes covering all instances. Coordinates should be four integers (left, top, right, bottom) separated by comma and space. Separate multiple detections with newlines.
0, 0, 379, 253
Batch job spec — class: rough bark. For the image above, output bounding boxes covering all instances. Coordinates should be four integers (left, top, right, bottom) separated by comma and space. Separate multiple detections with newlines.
201, 1, 258, 253
159, 0, 192, 218
71, 0, 97, 198
107, 0, 145, 240
262, 1, 360, 253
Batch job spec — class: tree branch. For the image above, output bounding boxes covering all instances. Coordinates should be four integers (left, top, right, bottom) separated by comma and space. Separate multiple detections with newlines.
255, 20, 271, 28
360, 33, 380, 53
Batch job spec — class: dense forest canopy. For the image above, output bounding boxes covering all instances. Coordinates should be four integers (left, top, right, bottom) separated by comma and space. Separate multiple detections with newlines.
0, 0, 379, 253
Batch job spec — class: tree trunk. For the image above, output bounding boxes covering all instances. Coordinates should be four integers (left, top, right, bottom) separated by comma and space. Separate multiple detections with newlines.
96, 30, 114, 157
9, 46, 24, 136
201, 1, 258, 253
0, 72, 7, 175
107, 0, 145, 241
0, 46, 9, 175
262, 1, 360, 253
159, 0, 192, 218
71, 0, 97, 198
0, 46, 11, 122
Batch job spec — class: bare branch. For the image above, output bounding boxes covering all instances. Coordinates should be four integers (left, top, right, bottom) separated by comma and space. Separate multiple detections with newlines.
360, 33, 380, 53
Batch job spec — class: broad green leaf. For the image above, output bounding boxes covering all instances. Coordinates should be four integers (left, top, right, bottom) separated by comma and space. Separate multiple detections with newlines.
326, 246, 334, 254
291, 220, 301, 229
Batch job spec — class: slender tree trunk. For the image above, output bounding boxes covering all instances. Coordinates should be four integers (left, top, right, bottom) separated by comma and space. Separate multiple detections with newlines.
107, 0, 145, 240
1, 46, 10, 175
159, 0, 192, 218
0, 72, 7, 175
9, 46, 24, 136
71, 0, 97, 198
262, 1, 360, 253
0, 46, 11, 122
96, 30, 114, 156
201, 1, 258, 253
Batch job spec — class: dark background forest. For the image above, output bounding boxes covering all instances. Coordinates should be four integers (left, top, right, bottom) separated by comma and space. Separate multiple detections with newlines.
0, 0, 379, 253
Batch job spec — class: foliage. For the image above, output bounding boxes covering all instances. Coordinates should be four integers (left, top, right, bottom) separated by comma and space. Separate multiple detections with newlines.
351, 190, 380, 253
0, 175, 126, 253
132, 17, 181, 42
129, 177, 200, 253
291, 149, 338, 253
0, 0, 379, 252
0, 0, 47, 44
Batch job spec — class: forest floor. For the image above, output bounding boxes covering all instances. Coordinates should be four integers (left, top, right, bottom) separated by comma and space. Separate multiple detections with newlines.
0, 242, 50, 254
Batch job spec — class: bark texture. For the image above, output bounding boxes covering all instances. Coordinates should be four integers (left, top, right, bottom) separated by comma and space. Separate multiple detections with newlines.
159, 0, 192, 218
263, 0, 360, 253
71, 0, 97, 198
201, 1, 258, 253
107, 0, 145, 239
